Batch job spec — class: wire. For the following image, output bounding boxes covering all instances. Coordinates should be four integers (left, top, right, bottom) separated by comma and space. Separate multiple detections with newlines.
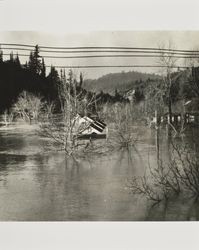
1, 44, 195, 70
0, 43, 35, 48
44, 65, 190, 69
3, 53, 199, 59
1, 47, 199, 56
1, 43, 199, 53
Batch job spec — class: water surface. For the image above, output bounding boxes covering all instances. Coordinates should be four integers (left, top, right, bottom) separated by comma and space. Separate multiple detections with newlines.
0, 123, 198, 221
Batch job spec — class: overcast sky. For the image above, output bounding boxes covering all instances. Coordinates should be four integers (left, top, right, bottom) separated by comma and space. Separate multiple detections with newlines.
1, 1, 199, 79
1, 31, 199, 79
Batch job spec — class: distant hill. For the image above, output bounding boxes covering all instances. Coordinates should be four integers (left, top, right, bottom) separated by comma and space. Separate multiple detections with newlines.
83, 71, 160, 94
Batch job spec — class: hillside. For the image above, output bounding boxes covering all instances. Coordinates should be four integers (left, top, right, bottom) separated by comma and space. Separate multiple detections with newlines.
83, 71, 160, 94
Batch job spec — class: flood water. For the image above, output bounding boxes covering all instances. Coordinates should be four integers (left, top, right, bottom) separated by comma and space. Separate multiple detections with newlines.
0, 122, 199, 221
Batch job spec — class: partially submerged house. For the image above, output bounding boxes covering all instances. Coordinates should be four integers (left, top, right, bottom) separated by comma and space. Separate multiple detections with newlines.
73, 114, 107, 139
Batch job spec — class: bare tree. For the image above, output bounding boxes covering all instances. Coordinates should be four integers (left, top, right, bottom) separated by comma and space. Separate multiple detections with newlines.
40, 70, 100, 156
13, 91, 43, 123
127, 140, 199, 203
2, 109, 14, 126
157, 41, 179, 125
44, 101, 55, 119
144, 80, 165, 128
184, 47, 199, 68
99, 102, 142, 148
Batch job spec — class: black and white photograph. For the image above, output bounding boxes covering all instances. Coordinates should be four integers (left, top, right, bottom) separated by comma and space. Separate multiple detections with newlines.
1, 30, 199, 222
0, 0, 199, 249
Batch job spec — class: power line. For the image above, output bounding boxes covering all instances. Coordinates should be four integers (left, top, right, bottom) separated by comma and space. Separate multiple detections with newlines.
2, 47, 199, 56
0, 43, 35, 48
1, 44, 195, 70
45, 65, 190, 69
3, 53, 199, 59
1, 43, 199, 53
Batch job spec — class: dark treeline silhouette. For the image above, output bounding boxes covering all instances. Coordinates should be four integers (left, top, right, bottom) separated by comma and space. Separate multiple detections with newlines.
0, 45, 199, 114
0, 45, 60, 112
0, 45, 129, 114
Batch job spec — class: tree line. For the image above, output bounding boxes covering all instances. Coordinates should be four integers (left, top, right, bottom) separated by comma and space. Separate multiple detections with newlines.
0, 44, 199, 116
0, 45, 135, 113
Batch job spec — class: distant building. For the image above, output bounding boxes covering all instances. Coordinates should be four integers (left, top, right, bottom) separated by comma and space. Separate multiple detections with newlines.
123, 89, 135, 101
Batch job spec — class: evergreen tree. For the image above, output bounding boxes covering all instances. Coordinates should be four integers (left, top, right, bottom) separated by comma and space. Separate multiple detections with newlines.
14, 53, 21, 67
60, 69, 63, 79
28, 51, 34, 70
79, 72, 83, 87
48, 66, 59, 83
24, 61, 28, 69
114, 88, 121, 101
46, 66, 60, 100
28, 45, 42, 74
10, 51, 14, 62
40, 57, 46, 78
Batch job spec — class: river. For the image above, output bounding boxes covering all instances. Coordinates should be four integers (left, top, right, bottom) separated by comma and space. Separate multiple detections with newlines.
0, 122, 199, 221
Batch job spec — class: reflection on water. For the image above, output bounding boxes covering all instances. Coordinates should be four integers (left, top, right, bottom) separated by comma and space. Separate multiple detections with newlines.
145, 196, 199, 221
0, 123, 199, 221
